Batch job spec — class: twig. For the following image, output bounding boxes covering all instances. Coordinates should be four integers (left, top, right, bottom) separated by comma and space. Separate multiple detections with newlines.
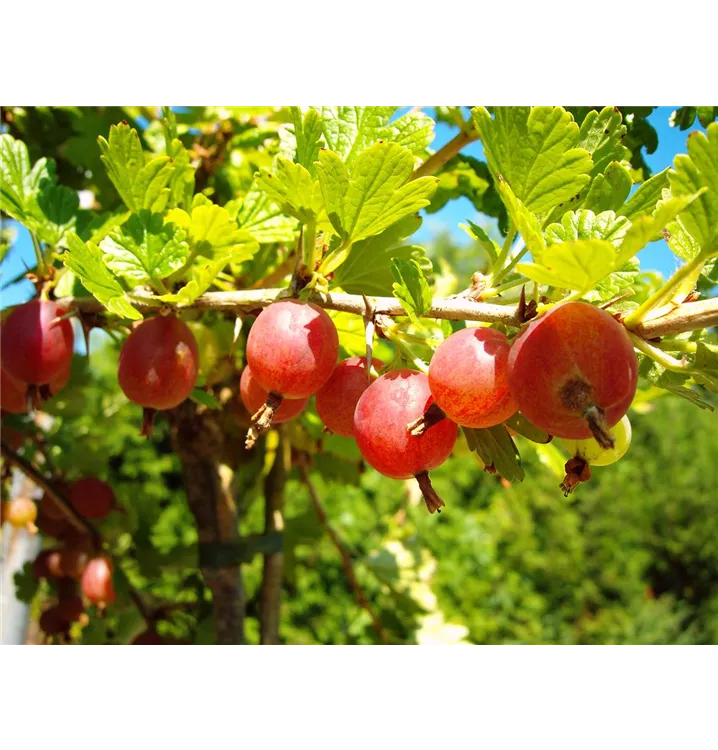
298, 462, 388, 645
410, 128, 478, 180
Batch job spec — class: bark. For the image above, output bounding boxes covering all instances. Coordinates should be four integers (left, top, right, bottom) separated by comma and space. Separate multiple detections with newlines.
259, 430, 288, 644
171, 401, 245, 645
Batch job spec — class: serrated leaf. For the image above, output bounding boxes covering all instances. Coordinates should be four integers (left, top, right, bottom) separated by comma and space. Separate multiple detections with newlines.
64, 232, 142, 320
638, 354, 714, 410
495, 176, 545, 258
463, 425, 524, 482
256, 156, 321, 222
668, 123, 718, 252
545, 209, 631, 247
0, 134, 53, 223
333, 215, 430, 295
616, 191, 707, 266
100, 210, 189, 288
35, 183, 79, 245
583, 161, 633, 213
517, 239, 616, 292
233, 183, 298, 244
618, 168, 669, 221
282, 107, 324, 177
692, 342, 718, 392
189, 389, 221, 409
98, 122, 173, 213
319, 107, 396, 165
502, 412, 551, 443
390, 257, 432, 324
472, 106, 593, 214
316, 142, 438, 246
576, 106, 628, 178
428, 156, 492, 215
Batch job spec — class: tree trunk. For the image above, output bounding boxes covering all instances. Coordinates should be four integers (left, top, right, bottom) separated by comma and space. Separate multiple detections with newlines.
259, 430, 288, 644
171, 401, 245, 645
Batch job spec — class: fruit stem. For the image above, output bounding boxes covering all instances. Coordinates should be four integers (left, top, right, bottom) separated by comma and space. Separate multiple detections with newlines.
628, 332, 690, 373
406, 403, 447, 436
246, 393, 283, 449
414, 471, 446, 514
300, 217, 318, 278
140, 408, 158, 439
582, 405, 615, 449
623, 250, 709, 330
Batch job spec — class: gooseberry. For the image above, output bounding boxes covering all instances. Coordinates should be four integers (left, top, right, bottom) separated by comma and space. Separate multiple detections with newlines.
68, 477, 116, 520
240, 366, 307, 431
81, 555, 117, 605
5, 496, 38, 529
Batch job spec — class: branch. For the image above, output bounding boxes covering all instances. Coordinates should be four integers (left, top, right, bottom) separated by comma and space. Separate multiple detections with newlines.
64, 287, 718, 339
1, 440, 100, 544
0, 439, 154, 628
64, 289, 521, 326
634, 298, 718, 339
298, 462, 388, 645
410, 128, 478, 180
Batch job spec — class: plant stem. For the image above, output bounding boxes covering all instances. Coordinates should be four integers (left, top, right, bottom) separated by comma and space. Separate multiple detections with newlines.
628, 332, 689, 372
298, 461, 388, 644
410, 128, 478, 180
494, 236, 528, 285
259, 429, 288, 645
624, 251, 708, 330
492, 226, 517, 280
301, 217, 317, 276
482, 275, 527, 299
30, 233, 46, 279
656, 339, 698, 354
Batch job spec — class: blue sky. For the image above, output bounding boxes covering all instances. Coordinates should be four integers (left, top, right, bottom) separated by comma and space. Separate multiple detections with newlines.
0, 106, 708, 310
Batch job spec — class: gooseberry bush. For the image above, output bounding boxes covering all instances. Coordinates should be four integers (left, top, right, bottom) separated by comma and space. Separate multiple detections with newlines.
1, 106, 717, 645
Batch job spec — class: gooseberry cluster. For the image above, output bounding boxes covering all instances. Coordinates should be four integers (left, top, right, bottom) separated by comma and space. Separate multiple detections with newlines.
237, 299, 638, 512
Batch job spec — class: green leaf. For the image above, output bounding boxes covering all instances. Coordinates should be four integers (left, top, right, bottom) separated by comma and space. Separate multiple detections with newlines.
502, 412, 551, 444
64, 232, 142, 320
232, 183, 298, 244
472, 106, 592, 214
282, 107, 324, 177
0, 134, 52, 223
35, 183, 79, 245
463, 425, 524, 482
189, 389, 221, 409
316, 142, 438, 245
576, 106, 628, 178
545, 209, 631, 247
160, 204, 259, 304
618, 168, 669, 221
517, 239, 616, 293
461, 220, 500, 262
98, 122, 173, 213
692, 342, 718, 393
333, 215, 430, 295
427, 155, 491, 215
697, 107, 718, 129
495, 175, 546, 258
670, 107, 697, 131
616, 191, 707, 266
100, 210, 189, 289
669, 123, 718, 251
390, 257, 432, 324
387, 110, 435, 156
256, 156, 321, 222
583, 161, 633, 213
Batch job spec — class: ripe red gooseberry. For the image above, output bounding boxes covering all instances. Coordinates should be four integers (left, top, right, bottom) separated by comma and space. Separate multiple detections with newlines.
81, 555, 117, 606
244, 300, 339, 444
118, 314, 199, 438
240, 367, 307, 426
507, 301, 637, 447
68, 477, 117, 520
0, 300, 74, 400
423, 327, 516, 431
315, 357, 384, 438
353, 370, 457, 513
